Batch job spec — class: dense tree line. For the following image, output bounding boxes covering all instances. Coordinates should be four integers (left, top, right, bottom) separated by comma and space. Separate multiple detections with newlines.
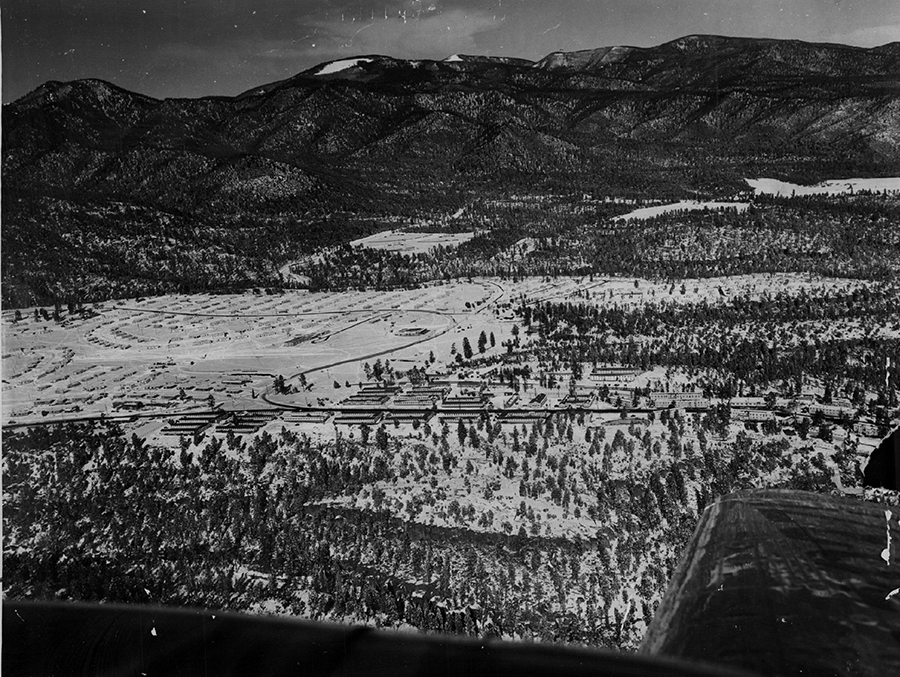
6, 184, 898, 305
299, 193, 900, 292
4, 407, 863, 649
524, 285, 900, 406
1, 196, 406, 308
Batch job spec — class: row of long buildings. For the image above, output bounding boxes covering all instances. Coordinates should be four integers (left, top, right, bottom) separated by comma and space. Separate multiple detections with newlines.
158, 368, 876, 438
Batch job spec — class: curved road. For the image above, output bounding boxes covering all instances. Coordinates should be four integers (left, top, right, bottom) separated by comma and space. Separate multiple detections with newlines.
110, 283, 508, 411
263, 312, 463, 408
279, 280, 508, 386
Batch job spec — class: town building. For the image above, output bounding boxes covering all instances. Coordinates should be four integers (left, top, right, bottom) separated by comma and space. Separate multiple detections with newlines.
498, 411, 550, 426
333, 411, 384, 426
732, 409, 776, 422
854, 421, 882, 438
730, 397, 766, 409
808, 403, 855, 419
442, 392, 490, 410
590, 366, 643, 383
650, 392, 710, 409
281, 411, 332, 424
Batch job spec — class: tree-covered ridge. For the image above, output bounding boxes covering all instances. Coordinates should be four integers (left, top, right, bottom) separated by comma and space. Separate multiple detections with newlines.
298, 192, 900, 292
0, 196, 410, 307
6, 190, 896, 307
522, 284, 900, 413
4, 37, 899, 306
4, 410, 862, 649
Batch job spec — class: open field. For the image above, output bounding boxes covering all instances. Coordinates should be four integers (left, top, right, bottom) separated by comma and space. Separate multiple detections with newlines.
1, 280, 504, 423
747, 177, 900, 196
5, 272, 894, 425
350, 229, 477, 254
613, 201, 749, 221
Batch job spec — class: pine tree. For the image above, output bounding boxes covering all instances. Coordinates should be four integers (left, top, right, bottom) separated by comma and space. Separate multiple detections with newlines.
376, 426, 389, 451
457, 418, 467, 446
462, 337, 473, 359
478, 331, 488, 353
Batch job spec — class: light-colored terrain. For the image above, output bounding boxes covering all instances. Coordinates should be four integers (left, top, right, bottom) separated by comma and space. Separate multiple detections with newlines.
613, 200, 749, 221
350, 229, 477, 253
4, 272, 890, 425
747, 177, 900, 196
4, 266, 894, 649
1, 280, 503, 423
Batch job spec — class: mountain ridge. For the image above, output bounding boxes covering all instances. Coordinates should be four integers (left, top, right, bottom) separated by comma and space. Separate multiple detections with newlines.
3, 34, 900, 306
8, 34, 900, 105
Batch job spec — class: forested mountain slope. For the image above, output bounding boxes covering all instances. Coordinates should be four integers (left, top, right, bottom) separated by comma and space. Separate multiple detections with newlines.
3, 35, 899, 306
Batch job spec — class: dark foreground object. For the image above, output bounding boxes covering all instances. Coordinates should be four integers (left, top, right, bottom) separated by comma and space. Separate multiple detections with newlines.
643, 489, 900, 676
7, 490, 900, 677
864, 426, 900, 490
2, 600, 747, 677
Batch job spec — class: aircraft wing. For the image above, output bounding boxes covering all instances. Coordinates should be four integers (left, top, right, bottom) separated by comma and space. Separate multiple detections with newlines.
6, 489, 900, 676
643, 489, 900, 676
3, 598, 749, 677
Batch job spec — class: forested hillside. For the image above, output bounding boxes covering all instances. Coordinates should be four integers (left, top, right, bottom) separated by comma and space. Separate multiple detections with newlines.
3, 35, 899, 305
300, 191, 900, 289
3, 410, 858, 649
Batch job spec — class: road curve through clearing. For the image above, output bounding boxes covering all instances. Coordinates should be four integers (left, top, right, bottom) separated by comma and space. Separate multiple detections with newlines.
263, 312, 463, 408
113, 293, 510, 409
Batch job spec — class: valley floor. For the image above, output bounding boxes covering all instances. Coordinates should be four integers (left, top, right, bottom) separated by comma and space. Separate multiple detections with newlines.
3, 269, 898, 650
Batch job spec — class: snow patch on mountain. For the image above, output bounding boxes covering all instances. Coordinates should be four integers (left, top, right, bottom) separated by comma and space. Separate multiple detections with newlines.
613, 200, 749, 221
747, 177, 900, 196
317, 58, 374, 75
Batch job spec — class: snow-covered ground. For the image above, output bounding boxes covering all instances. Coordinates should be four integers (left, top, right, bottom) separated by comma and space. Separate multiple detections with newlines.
613, 200, 749, 221
746, 177, 900, 196
317, 58, 374, 75
350, 229, 476, 254
1, 280, 506, 423
5, 273, 890, 427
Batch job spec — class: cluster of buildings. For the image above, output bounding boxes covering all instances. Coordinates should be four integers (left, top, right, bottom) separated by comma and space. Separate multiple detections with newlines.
161, 411, 225, 438
161, 410, 280, 437
649, 392, 710, 410
153, 364, 884, 440
589, 366, 644, 384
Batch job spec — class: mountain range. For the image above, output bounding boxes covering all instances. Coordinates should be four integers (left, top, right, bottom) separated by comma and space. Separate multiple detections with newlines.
3, 35, 899, 306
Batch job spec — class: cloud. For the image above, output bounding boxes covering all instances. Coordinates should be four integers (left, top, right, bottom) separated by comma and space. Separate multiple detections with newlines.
253, 8, 500, 67
6, 0, 898, 101
146, 7, 500, 96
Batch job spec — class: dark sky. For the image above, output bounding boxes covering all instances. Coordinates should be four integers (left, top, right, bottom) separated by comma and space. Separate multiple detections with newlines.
3, 0, 898, 102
